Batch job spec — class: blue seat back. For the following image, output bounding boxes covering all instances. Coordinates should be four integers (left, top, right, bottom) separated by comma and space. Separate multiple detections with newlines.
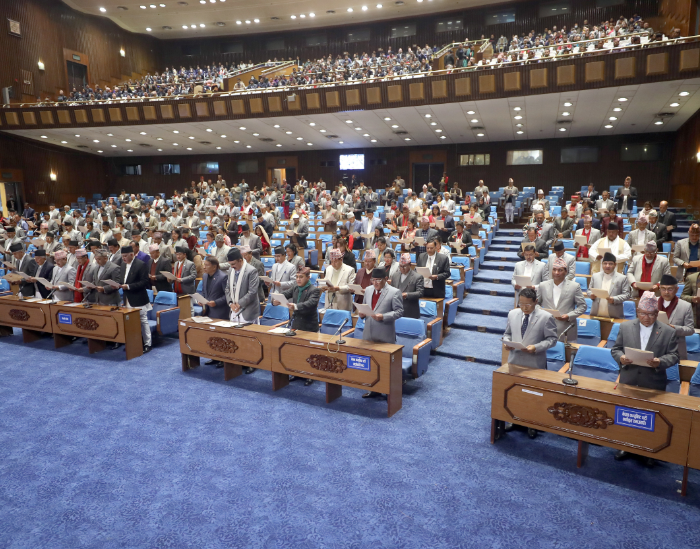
147, 289, 154, 303
419, 300, 438, 320
607, 322, 621, 342
573, 346, 620, 382
395, 318, 426, 359
575, 276, 588, 290
686, 333, 700, 353
352, 317, 365, 339
623, 301, 636, 319
577, 318, 601, 338
666, 363, 681, 393
154, 291, 177, 306
261, 304, 290, 324
689, 366, 700, 397
584, 298, 592, 314
575, 261, 590, 275
320, 309, 352, 335
546, 341, 566, 371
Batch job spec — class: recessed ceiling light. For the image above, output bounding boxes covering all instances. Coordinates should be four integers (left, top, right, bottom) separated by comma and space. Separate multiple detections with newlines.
239, 127, 246, 130
187, 147, 192, 150
558, 128, 567, 132
613, 107, 622, 112
363, 133, 369, 136
435, 129, 442, 133
439, 136, 446, 139
253, 133, 259, 136
191, 25, 196, 28
516, 131, 524, 135
274, 124, 280, 128
125, 138, 132, 142
383, 117, 391, 121
347, 7, 353, 12
107, 133, 114, 136
296, 137, 303, 140
680, 91, 690, 96
233, 140, 240, 143
309, 122, 316, 126
424, 114, 431, 118
430, 122, 437, 126
355, 127, 362, 131
216, 146, 222, 149
470, 119, 478, 123
466, 110, 475, 115
221, 135, 226, 138
513, 107, 521, 111
561, 112, 570, 116
99, 7, 107, 12
173, 143, 178, 145
609, 116, 617, 121
173, 130, 179, 133
140, 5, 147, 8
140, 131, 147, 135
670, 102, 680, 107
75, 134, 80, 137
320, 129, 326, 133
307, 142, 313, 146
93, 139, 99, 143
159, 3, 165, 6
97, 150, 103, 153
40, 135, 47, 139
182, 25, 188, 28
286, 131, 292, 134
254, 18, 259, 23
655, 121, 664, 125
236, 20, 241, 24
150, 3, 156, 7
246, 145, 252, 148
111, 145, 117, 148
276, 144, 282, 147
564, 102, 572, 107
157, 137, 163, 140
404, 138, 411, 141
157, 148, 163, 151
477, 133, 484, 137
61, 140, 67, 144
339, 141, 344, 144
188, 136, 195, 140
515, 123, 523, 127
245, 20, 250, 23
205, 128, 213, 132
291, 15, 296, 19
514, 115, 522, 120
127, 149, 134, 152
309, 12, 315, 16
618, 97, 628, 101
345, 120, 353, 124
362, 5, 368, 10
371, 139, 377, 142
199, 23, 205, 27
376, 3, 381, 7
300, 14, 305, 18
391, 124, 399, 128
604, 124, 613, 129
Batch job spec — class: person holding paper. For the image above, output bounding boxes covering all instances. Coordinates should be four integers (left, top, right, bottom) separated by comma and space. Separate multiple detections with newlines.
625, 214, 656, 253
389, 253, 424, 319
518, 228, 548, 260
448, 220, 473, 255
8, 242, 37, 297
657, 201, 676, 242
414, 216, 439, 256
435, 206, 455, 244
512, 245, 548, 301
360, 209, 382, 249
416, 238, 450, 298
418, 185, 433, 204
224, 249, 260, 370
546, 241, 575, 281
574, 215, 601, 259
537, 257, 586, 341
72, 249, 92, 302
288, 213, 309, 251
531, 190, 549, 215
626, 240, 670, 297
27, 249, 54, 299
594, 191, 615, 217
171, 246, 197, 306
381, 249, 399, 280
588, 253, 631, 318
672, 223, 700, 281
45, 250, 76, 302
266, 246, 297, 301
614, 176, 638, 214
84, 249, 121, 308
658, 274, 694, 360
321, 249, 356, 312
646, 211, 668, 247
552, 208, 574, 239
200, 255, 230, 337
588, 222, 631, 274
503, 179, 518, 223
353, 249, 377, 304
118, 246, 152, 353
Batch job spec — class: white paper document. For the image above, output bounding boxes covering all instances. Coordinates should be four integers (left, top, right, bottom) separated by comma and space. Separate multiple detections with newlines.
635, 282, 655, 291
435, 219, 444, 229
502, 339, 527, 350
190, 293, 209, 306
160, 270, 177, 281
624, 347, 655, 367
353, 302, 374, 316
574, 235, 588, 247
35, 276, 52, 287
416, 267, 432, 279
190, 316, 212, 323
260, 276, 273, 284
348, 284, 365, 295
597, 247, 611, 255
80, 280, 97, 289
103, 279, 121, 288
589, 288, 609, 299
268, 327, 291, 334
514, 275, 533, 287
543, 309, 562, 318
270, 292, 289, 306
657, 311, 669, 325
414, 237, 426, 246
631, 244, 646, 253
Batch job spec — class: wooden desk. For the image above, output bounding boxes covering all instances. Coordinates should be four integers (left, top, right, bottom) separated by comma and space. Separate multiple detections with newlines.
0, 295, 53, 342
49, 302, 144, 360
179, 321, 404, 416
491, 364, 700, 495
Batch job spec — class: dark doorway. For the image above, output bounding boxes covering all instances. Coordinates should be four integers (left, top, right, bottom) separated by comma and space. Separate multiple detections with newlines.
66, 61, 88, 91
412, 163, 444, 192
285, 167, 296, 186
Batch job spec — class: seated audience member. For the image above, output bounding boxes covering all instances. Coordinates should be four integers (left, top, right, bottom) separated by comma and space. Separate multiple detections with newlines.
626, 241, 670, 297
587, 253, 631, 318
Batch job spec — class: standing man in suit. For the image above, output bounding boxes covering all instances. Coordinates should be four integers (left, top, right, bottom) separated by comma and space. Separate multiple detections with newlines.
238, 223, 263, 256
625, 215, 656, 253
353, 249, 376, 304
532, 211, 555, 247
26, 249, 54, 298
615, 176, 638, 214
552, 208, 574, 239
681, 271, 700, 326
200, 256, 230, 367
8, 242, 37, 297
595, 192, 615, 217
416, 238, 450, 299
546, 241, 575, 281
646, 211, 668, 247
119, 246, 152, 353
147, 244, 173, 293
503, 178, 518, 223
359, 266, 404, 399
583, 184, 599, 202
611, 292, 679, 463
627, 241, 671, 297
172, 246, 197, 313
588, 253, 631, 318
72, 249, 93, 303
322, 248, 356, 312
413, 216, 439, 256
241, 245, 266, 303
85, 249, 121, 308
537, 258, 586, 341
225, 248, 260, 374
512, 245, 549, 302
657, 201, 677, 242
266, 245, 297, 301
673, 224, 700, 281
518, 228, 548, 260
658, 274, 695, 360
107, 239, 123, 267
289, 213, 309, 251
390, 253, 424, 319
574, 215, 601, 260
44, 250, 76, 302
361, 209, 382, 249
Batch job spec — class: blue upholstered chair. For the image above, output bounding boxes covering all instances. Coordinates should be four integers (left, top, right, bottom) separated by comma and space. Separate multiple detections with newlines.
571, 346, 620, 382
320, 309, 352, 336
147, 291, 180, 338
576, 318, 601, 346
395, 318, 432, 379
419, 300, 443, 350
546, 341, 566, 371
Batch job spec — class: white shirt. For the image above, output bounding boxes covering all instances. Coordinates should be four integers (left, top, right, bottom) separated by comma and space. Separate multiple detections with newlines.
424, 253, 435, 288
552, 280, 563, 308
598, 272, 614, 317
636, 231, 646, 245
523, 261, 534, 277
639, 322, 654, 350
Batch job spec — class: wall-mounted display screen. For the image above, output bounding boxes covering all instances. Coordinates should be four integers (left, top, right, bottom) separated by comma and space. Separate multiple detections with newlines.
339, 154, 365, 170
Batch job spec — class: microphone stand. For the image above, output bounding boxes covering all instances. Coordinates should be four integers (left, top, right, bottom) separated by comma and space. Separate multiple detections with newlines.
285, 305, 296, 337
333, 318, 349, 345
559, 322, 578, 386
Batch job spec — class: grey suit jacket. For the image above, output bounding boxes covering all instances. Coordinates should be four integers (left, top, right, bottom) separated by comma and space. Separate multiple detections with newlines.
173, 259, 197, 294
588, 271, 631, 318
361, 284, 404, 344
518, 237, 548, 260
201, 269, 230, 320
86, 261, 122, 306
390, 268, 424, 319
626, 254, 671, 296
667, 299, 694, 360
225, 262, 260, 322
625, 229, 657, 250
109, 250, 123, 267
595, 198, 615, 213
574, 227, 601, 248
503, 307, 558, 369
673, 238, 698, 281
552, 217, 574, 238
268, 260, 297, 298
14, 254, 38, 296
249, 256, 266, 302
511, 260, 549, 299
611, 319, 679, 390
537, 279, 586, 340
546, 252, 575, 280
49, 264, 77, 302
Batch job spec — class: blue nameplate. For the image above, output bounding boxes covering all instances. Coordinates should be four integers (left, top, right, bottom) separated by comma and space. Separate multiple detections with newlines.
58, 313, 72, 325
614, 406, 655, 431
346, 353, 371, 371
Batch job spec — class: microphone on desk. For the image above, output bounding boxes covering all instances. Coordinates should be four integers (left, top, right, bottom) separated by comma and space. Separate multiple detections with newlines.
559, 323, 578, 386
80, 289, 92, 308
334, 317, 349, 345
285, 306, 296, 337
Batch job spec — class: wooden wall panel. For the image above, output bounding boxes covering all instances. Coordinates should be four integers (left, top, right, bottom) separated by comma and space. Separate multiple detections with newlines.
670, 107, 700, 210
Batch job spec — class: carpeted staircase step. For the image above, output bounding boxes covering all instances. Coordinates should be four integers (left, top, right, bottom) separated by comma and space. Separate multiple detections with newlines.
485, 251, 520, 262
435, 329, 505, 365
458, 295, 514, 317
477, 260, 516, 271
474, 269, 513, 283
468, 282, 515, 297
488, 244, 524, 253
451, 313, 508, 333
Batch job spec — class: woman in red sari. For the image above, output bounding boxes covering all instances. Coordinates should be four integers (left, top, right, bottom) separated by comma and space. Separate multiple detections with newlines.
255, 225, 271, 256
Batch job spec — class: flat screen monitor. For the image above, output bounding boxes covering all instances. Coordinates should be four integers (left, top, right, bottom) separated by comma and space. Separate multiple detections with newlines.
339, 154, 364, 170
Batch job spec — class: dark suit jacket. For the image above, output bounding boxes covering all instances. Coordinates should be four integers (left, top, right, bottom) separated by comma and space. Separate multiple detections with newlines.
282, 284, 320, 332
437, 216, 455, 243
390, 269, 424, 319
15, 255, 38, 296
120, 258, 150, 307
416, 252, 450, 298
552, 217, 574, 238
657, 210, 677, 241
448, 230, 473, 253
201, 269, 229, 319
34, 261, 55, 298
576, 218, 602, 231
147, 257, 173, 293
518, 238, 548, 260
611, 319, 679, 390
615, 186, 638, 209
647, 223, 668, 247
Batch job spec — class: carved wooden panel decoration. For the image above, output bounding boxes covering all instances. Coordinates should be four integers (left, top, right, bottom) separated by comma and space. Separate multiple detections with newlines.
585, 61, 605, 83
91, 109, 105, 123
431, 80, 447, 99
249, 97, 264, 114
503, 71, 521, 92
557, 65, 575, 86
74, 110, 88, 124
325, 91, 340, 108
22, 112, 36, 125
195, 102, 209, 117
307, 354, 346, 373
9, 309, 29, 322
108, 108, 122, 122
39, 111, 54, 125
5, 112, 19, 125
680, 48, 700, 71
267, 96, 282, 112
615, 57, 636, 79
409, 83, 423, 101
306, 93, 320, 109
646, 53, 668, 76
479, 74, 496, 94
455, 77, 471, 96
388, 85, 403, 102
125, 107, 140, 121
206, 336, 239, 354
143, 106, 157, 120
231, 100, 245, 115
346, 89, 361, 106
75, 318, 99, 331
213, 101, 227, 116
177, 103, 192, 118
367, 87, 382, 104
547, 402, 614, 429
160, 104, 174, 119
529, 68, 547, 88
56, 110, 71, 124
